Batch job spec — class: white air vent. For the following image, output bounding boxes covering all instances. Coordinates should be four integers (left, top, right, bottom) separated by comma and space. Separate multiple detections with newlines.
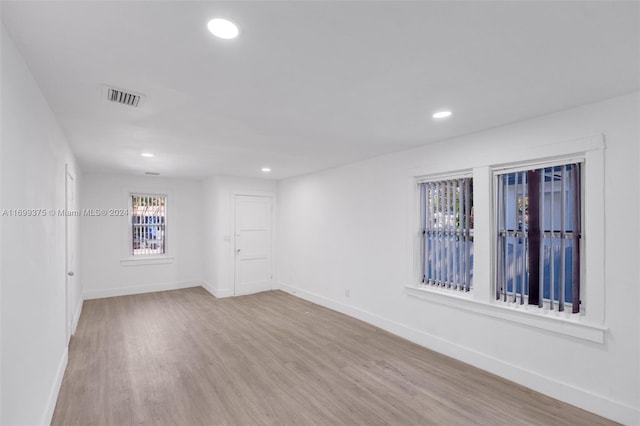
103, 85, 145, 107
145, 172, 160, 176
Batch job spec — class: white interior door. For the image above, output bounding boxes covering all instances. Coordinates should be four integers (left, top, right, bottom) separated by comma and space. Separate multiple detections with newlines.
234, 195, 273, 296
65, 168, 75, 342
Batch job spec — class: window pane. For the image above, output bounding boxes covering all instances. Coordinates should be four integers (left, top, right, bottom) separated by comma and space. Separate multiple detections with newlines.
496, 163, 581, 312
421, 178, 473, 291
131, 194, 166, 256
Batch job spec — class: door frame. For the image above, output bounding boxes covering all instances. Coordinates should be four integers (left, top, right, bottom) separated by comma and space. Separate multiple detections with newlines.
64, 164, 75, 343
230, 191, 276, 296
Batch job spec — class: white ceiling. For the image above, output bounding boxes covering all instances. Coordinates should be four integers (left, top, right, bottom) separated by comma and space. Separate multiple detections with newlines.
2, 1, 638, 180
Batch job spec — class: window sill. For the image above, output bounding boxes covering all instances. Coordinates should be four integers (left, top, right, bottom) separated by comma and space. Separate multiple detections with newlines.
404, 284, 607, 343
121, 256, 174, 267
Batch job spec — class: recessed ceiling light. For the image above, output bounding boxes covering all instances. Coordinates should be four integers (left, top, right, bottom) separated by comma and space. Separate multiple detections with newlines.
141, 153, 154, 158
432, 110, 452, 119
207, 18, 239, 39
261, 167, 271, 173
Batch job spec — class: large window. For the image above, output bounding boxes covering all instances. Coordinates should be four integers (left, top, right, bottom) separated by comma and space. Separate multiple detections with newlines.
419, 176, 474, 291
408, 136, 604, 342
495, 163, 582, 313
131, 194, 166, 256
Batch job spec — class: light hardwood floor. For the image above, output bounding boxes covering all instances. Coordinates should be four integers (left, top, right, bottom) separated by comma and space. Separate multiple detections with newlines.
52, 288, 615, 425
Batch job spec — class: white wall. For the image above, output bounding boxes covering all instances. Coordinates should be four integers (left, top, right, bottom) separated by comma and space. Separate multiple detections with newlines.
276, 92, 640, 424
0, 51, 2, 426
2, 15, 636, 423
202, 175, 277, 297
80, 174, 203, 299
1, 24, 81, 425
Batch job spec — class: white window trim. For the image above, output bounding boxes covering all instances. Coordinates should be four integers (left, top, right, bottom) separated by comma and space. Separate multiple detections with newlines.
120, 256, 175, 267
416, 170, 473, 183
404, 285, 607, 343
120, 189, 173, 265
405, 134, 606, 344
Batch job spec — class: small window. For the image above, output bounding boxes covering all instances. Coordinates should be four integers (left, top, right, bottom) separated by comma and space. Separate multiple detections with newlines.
419, 176, 474, 291
495, 162, 582, 313
131, 194, 166, 256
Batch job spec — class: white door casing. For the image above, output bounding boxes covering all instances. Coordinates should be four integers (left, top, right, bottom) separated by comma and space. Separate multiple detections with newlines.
234, 195, 273, 296
65, 166, 76, 342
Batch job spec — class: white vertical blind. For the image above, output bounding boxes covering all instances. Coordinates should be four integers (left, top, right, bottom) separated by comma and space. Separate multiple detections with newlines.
420, 177, 473, 291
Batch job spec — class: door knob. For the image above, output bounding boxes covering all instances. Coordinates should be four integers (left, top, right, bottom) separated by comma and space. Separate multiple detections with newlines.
67, 272, 74, 276
236, 249, 241, 253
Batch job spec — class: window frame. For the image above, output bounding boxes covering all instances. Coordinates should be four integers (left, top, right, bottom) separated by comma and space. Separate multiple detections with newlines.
492, 158, 584, 314
417, 172, 474, 292
405, 134, 606, 343
121, 191, 173, 266
129, 193, 168, 257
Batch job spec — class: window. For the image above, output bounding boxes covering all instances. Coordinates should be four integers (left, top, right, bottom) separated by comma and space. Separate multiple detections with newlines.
407, 136, 603, 342
419, 176, 474, 291
495, 162, 582, 313
131, 194, 166, 256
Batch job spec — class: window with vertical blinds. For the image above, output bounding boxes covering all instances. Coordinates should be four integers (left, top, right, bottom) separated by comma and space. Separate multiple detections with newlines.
495, 163, 582, 313
131, 194, 166, 256
419, 177, 474, 291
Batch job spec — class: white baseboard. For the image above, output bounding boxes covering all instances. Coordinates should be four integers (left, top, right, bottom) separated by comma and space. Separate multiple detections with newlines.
41, 347, 68, 426
83, 281, 200, 300
278, 282, 639, 425
71, 297, 83, 335
201, 281, 233, 298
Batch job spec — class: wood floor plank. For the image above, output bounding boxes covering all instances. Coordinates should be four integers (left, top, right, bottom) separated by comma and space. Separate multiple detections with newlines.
52, 288, 616, 425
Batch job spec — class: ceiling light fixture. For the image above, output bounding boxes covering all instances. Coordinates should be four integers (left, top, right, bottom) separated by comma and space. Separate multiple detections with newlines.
141, 153, 154, 158
261, 167, 271, 173
207, 18, 239, 39
432, 110, 452, 119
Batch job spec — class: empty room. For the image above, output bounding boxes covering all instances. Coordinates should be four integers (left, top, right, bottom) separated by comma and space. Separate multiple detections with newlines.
1, 1, 639, 425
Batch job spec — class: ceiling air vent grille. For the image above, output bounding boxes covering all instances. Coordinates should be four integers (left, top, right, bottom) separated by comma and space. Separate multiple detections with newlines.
104, 86, 145, 107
